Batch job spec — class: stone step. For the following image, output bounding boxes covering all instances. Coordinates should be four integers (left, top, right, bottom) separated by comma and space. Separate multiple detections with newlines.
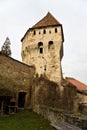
51, 122, 82, 130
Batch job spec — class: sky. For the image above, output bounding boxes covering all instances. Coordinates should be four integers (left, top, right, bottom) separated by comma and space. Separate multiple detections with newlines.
0, 0, 87, 84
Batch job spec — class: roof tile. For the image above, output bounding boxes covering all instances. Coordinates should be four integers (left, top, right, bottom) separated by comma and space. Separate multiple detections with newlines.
66, 77, 87, 91
32, 12, 61, 29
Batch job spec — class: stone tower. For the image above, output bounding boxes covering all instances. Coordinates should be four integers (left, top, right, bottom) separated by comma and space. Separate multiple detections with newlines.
21, 12, 64, 85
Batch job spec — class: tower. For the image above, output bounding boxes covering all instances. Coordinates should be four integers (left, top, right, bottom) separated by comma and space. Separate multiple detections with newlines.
21, 12, 64, 85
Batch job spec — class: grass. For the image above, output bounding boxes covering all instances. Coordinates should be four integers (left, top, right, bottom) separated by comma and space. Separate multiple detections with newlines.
0, 110, 56, 130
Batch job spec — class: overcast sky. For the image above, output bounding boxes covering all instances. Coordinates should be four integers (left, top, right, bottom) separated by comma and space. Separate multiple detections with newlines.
0, 0, 87, 84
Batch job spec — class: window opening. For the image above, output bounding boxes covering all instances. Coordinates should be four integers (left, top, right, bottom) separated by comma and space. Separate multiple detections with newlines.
49, 30, 51, 34
43, 29, 46, 34
38, 42, 43, 47
38, 42, 43, 54
34, 30, 36, 35
55, 28, 57, 33
48, 41, 53, 49
40, 48, 43, 54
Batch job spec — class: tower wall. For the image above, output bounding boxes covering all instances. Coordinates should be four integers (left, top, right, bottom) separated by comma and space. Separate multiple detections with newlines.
21, 26, 63, 85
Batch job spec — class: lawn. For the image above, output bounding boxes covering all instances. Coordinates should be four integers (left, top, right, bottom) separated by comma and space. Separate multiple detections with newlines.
0, 110, 56, 130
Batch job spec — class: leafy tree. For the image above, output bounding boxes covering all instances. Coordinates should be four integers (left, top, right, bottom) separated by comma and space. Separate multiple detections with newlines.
1, 37, 12, 56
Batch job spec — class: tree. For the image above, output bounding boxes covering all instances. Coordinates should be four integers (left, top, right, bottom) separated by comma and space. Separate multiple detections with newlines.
1, 37, 12, 57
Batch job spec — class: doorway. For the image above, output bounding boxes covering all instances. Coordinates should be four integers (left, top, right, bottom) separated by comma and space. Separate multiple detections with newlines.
0, 96, 11, 114
18, 92, 26, 107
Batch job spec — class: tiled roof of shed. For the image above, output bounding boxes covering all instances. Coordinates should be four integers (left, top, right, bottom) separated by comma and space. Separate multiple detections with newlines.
32, 12, 61, 29
66, 77, 87, 92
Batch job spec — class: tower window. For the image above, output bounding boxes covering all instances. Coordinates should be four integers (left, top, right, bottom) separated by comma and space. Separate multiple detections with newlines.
34, 30, 36, 35
38, 42, 43, 54
38, 42, 43, 47
49, 30, 51, 34
43, 29, 46, 34
40, 48, 43, 53
55, 28, 57, 33
48, 41, 53, 49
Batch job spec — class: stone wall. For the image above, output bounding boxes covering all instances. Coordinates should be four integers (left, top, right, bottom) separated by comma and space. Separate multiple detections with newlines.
37, 106, 87, 130
32, 76, 80, 113
32, 76, 87, 130
0, 54, 35, 107
32, 75, 59, 112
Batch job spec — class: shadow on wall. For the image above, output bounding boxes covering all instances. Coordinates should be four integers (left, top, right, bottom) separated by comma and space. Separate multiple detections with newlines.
32, 75, 78, 113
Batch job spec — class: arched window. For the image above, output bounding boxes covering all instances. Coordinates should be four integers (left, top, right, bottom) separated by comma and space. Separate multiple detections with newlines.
55, 28, 57, 33
43, 29, 46, 34
48, 41, 53, 49
38, 42, 43, 47
38, 42, 43, 54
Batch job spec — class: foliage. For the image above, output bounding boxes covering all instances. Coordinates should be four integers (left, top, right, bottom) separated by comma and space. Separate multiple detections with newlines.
1, 37, 11, 57
0, 110, 56, 130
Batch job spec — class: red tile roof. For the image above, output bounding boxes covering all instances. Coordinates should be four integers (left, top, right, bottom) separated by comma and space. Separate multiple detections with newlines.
21, 12, 63, 42
32, 12, 61, 29
66, 77, 87, 92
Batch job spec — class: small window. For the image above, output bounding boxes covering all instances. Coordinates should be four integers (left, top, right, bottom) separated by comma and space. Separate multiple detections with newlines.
55, 28, 57, 33
49, 30, 51, 34
34, 30, 36, 35
43, 29, 46, 34
48, 41, 53, 49
38, 42, 43, 47
40, 48, 43, 54
39, 31, 41, 34
38, 42, 43, 54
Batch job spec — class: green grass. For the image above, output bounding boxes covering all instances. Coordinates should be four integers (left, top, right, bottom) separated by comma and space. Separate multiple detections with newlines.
0, 110, 56, 130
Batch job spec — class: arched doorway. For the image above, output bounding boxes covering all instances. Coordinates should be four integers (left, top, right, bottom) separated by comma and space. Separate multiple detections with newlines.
18, 92, 26, 107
